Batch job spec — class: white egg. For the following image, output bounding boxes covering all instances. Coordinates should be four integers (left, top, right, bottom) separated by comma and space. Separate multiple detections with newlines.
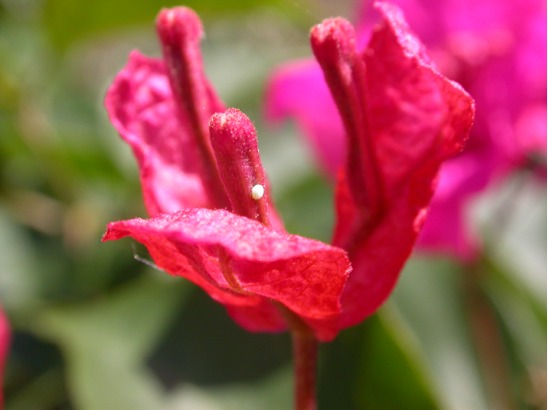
251, 184, 265, 200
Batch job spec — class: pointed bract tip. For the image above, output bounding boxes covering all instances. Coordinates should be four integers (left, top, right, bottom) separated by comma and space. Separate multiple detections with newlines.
156, 6, 203, 44
310, 17, 355, 45
209, 108, 257, 146
102, 221, 131, 242
210, 107, 247, 123
310, 17, 357, 63
209, 109, 270, 224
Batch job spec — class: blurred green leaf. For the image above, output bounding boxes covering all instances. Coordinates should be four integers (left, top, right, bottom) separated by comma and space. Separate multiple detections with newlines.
358, 311, 442, 409
33, 273, 188, 410
42, 0, 304, 51
479, 174, 546, 308
392, 256, 489, 410
0, 208, 38, 310
318, 312, 442, 410
484, 256, 546, 368
276, 173, 334, 242
148, 287, 291, 386
165, 367, 293, 410
6, 366, 67, 410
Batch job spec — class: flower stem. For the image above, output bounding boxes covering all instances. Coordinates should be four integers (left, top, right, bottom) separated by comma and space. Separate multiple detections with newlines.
292, 329, 318, 410
274, 303, 319, 410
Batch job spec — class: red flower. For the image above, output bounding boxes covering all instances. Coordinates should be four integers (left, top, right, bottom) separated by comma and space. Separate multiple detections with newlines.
103, 3, 473, 340
103, 8, 350, 342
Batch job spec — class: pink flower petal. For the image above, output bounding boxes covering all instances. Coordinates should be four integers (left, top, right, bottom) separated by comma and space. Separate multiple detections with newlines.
265, 60, 345, 176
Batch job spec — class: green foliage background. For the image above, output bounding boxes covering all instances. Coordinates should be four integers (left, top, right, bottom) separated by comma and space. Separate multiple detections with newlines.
0, 0, 545, 409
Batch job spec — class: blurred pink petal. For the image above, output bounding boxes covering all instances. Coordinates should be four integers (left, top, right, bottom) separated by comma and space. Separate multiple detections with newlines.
266, 60, 345, 176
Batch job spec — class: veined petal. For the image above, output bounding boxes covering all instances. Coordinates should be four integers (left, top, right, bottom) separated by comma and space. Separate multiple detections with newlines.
103, 208, 351, 341
105, 51, 210, 215
105, 8, 232, 218
312, 2, 474, 326
375, 0, 546, 257
364, 1, 473, 201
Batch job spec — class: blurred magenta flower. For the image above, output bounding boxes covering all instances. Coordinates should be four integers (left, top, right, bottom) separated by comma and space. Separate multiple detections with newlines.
267, 0, 546, 261
103, 3, 473, 340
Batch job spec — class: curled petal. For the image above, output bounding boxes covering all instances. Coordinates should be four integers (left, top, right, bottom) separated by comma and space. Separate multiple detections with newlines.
312, 2, 474, 326
105, 52, 210, 215
103, 208, 351, 341
364, 1, 473, 199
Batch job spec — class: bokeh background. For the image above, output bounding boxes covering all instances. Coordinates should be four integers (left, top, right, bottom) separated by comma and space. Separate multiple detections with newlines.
0, 0, 545, 409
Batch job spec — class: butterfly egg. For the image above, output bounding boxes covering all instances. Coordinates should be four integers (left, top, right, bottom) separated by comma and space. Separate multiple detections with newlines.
251, 184, 265, 200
